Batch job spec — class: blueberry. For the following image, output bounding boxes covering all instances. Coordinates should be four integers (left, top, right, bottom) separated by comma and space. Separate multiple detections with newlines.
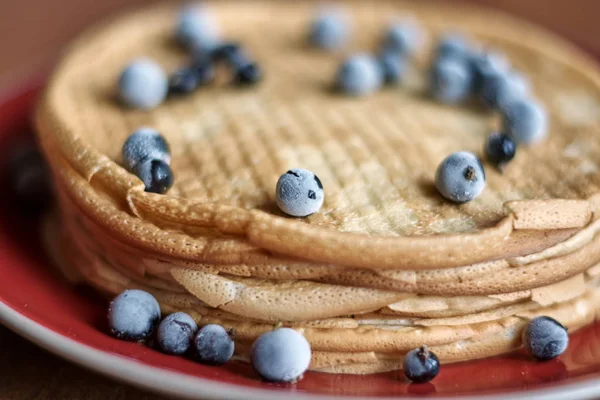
429, 56, 473, 104
308, 8, 349, 50
194, 324, 235, 365
276, 168, 324, 217
191, 58, 216, 84
484, 132, 517, 170
470, 50, 510, 93
234, 62, 262, 85
336, 54, 383, 96
176, 3, 219, 54
403, 346, 440, 383
122, 127, 171, 172
435, 32, 470, 60
118, 59, 168, 109
378, 51, 407, 84
135, 159, 174, 194
157, 312, 198, 355
108, 290, 161, 341
381, 19, 423, 57
169, 67, 202, 94
522, 316, 569, 361
211, 43, 261, 86
211, 42, 242, 63
251, 328, 311, 383
7, 143, 53, 214
481, 71, 530, 110
502, 99, 548, 145
435, 151, 486, 203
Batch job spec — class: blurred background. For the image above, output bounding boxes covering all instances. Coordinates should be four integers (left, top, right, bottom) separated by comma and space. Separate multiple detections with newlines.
1, 0, 600, 93
0, 0, 599, 399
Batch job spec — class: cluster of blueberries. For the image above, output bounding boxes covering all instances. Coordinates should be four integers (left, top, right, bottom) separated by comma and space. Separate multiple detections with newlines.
310, 9, 547, 203
108, 288, 569, 384
108, 289, 311, 383
119, 4, 261, 110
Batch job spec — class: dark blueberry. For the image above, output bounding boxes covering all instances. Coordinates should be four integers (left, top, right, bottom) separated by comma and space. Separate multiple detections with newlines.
403, 346, 440, 383
7, 143, 53, 214
485, 132, 516, 170
234, 62, 262, 85
378, 51, 407, 84
192, 60, 216, 85
169, 67, 202, 94
157, 312, 198, 355
211, 43, 242, 63
108, 290, 161, 342
523, 316, 569, 361
122, 127, 171, 172
146, 160, 174, 194
194, 324, 235, 365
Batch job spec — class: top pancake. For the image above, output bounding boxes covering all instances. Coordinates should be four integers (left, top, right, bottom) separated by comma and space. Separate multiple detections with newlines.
36, 1, 600, 268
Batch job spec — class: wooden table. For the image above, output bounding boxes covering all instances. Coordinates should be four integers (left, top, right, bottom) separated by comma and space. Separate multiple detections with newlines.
0, 0, 598, 398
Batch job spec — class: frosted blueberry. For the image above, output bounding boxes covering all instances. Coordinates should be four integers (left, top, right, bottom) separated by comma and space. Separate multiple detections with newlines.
194, 324, 235, 365
108, 290, 161, 341
157, 312, 198, 355
522, 316, 569, 361
378, 51, 407, 84
403, 346, 440, 383
176, 3, 219, 54
276, 168, 324, 217
435, 32, 470, 60
429, 56, 473, 104
470, 50, 510, 93
134, 159, 174, 194
435, 151, 486, 203
502, 99, 548, 145
308, 7, 349, 50
336, 54, 383, 96
122, 127, 171, 172
251, 328, 311, 383
484, 132, 517, 170
118, 59, 168, 109
381, 18, 424, 57
481, 70, 530, 110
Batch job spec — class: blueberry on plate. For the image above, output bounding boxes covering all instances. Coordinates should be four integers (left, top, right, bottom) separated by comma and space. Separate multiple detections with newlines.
484, 132, 517, 170
403, 345, 440, 383
523, 316, 569, 361
251, 327, 311, 383
157, 312, 198, 355
194, 324, 235, 365
108, 290, 161, 342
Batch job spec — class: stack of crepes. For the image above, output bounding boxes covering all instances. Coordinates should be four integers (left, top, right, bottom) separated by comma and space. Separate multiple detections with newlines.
35, 1, 600, 374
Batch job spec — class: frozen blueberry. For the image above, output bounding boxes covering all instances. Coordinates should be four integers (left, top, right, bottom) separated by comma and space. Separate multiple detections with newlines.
7, 143, 53, 214
194, 324, 235, 365
308, 8, 349, 50
122, 127, 171, 172
176, 3, 219, 54
470, 50, 510, 93
502, 99, 548, 145
481, 70, 530, 110
378, 51, 407, 84
429, 56, 473, 104
435, 32, 470, 60
251, 328, 311, 383
118, 59, 168, 109
403, 346, 440, 383
276, 168, 324, 217
336, 54, 383, 96
435, 151, 486, 203
108, 290, 161, 341
135, 159, 174, 194
157, 312, 198, 355
484, 132, 517, 170
522, 316, 569, 361
381, 18, 424, 57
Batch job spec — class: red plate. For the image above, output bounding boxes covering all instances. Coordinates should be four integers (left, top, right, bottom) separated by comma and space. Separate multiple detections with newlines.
1, 82, 600, 400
